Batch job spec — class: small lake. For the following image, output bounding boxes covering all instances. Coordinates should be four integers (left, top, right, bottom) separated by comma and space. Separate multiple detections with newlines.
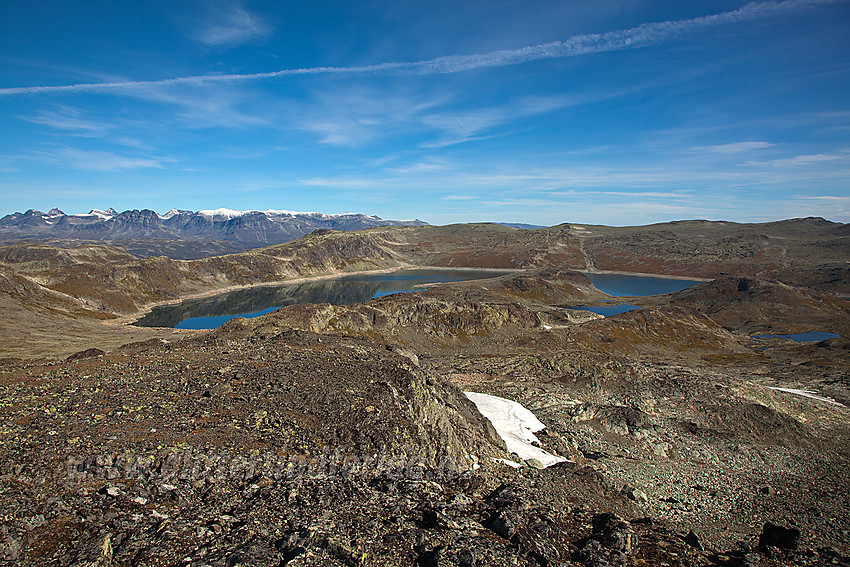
584, 272, 704, 297
134, 269, 513, 329
753, 331, 840, 343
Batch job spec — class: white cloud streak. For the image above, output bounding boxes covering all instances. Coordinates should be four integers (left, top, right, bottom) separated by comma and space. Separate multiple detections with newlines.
23, 106, 153, 148
293, 148, 850, 199
191, 6, 271, 47
1, 0, 844, 97
697, 141, 775, 153
26, 107, 108, 134
794, 194, 849, 200
744, 153, 848, 167
293, 88, 443, 146
420, 96, 576, 148
34, 148, 174, 171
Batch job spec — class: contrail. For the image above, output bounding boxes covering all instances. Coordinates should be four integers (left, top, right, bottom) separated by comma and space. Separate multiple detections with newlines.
0, 0, 842, 97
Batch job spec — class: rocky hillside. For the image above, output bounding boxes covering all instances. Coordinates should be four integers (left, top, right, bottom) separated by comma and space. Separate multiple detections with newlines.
0, 216, 847, 358
1, 269, 848, 565
568, 217, 850, 292
0, 230, 414, 358
655, 277, 850, 335
3, 217, 847, 313
0, 331, 506, 564
0, 231, 405, 315
287, 219, 848, 291
0, 217, 848, 565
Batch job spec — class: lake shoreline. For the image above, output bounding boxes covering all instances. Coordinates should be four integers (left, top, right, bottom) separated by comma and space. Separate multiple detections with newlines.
110, 265, 708, 330
108, 264, 525, 329
578, 269, 713, 282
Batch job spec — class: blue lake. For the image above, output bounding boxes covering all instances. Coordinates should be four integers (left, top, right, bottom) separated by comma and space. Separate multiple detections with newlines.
584, 272, 705, 297
171, 307, 281, 330
753, 331, 840, 343
134, 269, 513, 330
134, 269, 711, 330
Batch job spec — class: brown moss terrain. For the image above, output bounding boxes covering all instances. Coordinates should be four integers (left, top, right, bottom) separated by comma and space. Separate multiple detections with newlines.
0, 265, 185, 360
567, 218, 849, 292
641, 277, 850, 336
367, 223, 587, 269
2, 270, 848, 565
0, 230, 405, 316
1, 217, 846, 324
0, 219, 848, 565
0, 232, 411, 357
252, 270, 607, 351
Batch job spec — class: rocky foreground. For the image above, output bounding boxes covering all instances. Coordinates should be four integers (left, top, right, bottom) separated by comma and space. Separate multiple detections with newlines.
1, 263, 849, 566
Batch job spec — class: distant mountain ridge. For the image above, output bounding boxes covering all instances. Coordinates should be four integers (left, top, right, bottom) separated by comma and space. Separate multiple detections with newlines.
0, 207, 428, 254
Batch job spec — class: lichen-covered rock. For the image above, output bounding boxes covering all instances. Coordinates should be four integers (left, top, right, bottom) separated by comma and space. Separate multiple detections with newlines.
591, 513, 639, 555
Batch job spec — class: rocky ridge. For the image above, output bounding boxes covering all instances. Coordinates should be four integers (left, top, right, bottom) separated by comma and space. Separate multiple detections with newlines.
0, 221, 849, 565
3, 302, 848, 565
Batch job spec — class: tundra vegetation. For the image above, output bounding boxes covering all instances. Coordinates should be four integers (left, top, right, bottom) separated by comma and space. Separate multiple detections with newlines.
0, 217, 848, 566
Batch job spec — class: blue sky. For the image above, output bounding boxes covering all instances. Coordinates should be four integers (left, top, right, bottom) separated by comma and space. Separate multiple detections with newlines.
1, 0, 849, 225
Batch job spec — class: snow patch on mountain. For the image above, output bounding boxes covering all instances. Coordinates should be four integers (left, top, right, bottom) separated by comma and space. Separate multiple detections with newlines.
159, 209, 184, 220
197, 208, 379, 220
464, 392, 568, 468
197, 208, 246, 220
79, 209, 117, 219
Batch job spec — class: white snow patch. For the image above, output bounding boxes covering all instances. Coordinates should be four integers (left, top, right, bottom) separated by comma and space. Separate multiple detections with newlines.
73, 209, 115, 219
767, 387, 844, 406
195, 208, 365, 219
494, 458, 523, 468
159, 208, 181, 220
464, 392, 568, 468
198, 208, 246, 219
265, 209, 334, 217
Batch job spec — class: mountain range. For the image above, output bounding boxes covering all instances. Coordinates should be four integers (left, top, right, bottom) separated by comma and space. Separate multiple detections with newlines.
0, 207, 427, 258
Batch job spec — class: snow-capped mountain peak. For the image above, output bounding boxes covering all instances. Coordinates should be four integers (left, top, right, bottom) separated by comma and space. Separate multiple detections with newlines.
85, 209, 117, 219
159, 208, 191, 220
197, 208, 246, 220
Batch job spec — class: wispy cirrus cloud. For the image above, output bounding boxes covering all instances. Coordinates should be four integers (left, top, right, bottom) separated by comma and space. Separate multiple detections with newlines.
291, 89, 582, 149
293, 147, 850, 201
26, 106, 109, 135
2, 0, 844, 97
421, 96, 575, 148
182, 4, 271, 48
744, 152, 848, 167
34, 148, 174, 171
23, 106, 152, 149
697, 141, 775, 153
298, 177, 386, 190
134, 84, 271, 129
793, 194, 849, 200
294, 89, 442, 146
385, 158, 450, 175
570, 190, 695, 198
